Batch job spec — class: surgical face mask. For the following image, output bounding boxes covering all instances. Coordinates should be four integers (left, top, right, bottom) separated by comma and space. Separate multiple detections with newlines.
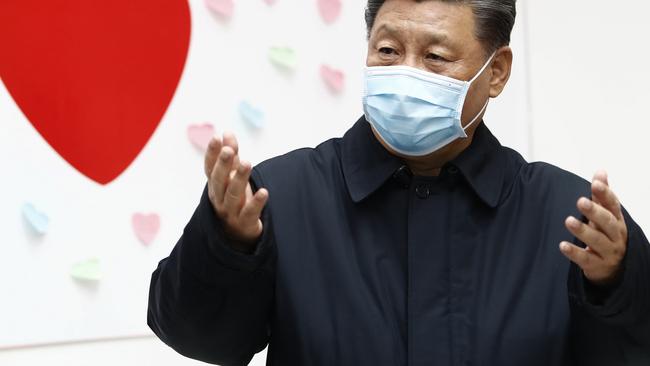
362, 53, 495, 157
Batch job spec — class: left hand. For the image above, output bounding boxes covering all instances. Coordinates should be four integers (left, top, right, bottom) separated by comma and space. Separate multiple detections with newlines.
560, 170, 629, 286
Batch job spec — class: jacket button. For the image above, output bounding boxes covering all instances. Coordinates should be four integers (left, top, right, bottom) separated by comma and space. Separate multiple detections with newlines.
448, 165, 459, 174
392, 165, 413, 189
415, 185, 430, 199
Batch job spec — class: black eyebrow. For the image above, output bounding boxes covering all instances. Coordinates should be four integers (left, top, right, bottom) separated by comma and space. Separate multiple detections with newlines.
373, 23, 450, 46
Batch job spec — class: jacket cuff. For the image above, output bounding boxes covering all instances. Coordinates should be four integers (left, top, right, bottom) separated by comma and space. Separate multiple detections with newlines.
197, 170, 273, 273
572, 211, 648, 325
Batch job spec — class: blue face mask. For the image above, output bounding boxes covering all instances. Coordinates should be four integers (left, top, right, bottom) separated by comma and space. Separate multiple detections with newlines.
362, 54, 495, 157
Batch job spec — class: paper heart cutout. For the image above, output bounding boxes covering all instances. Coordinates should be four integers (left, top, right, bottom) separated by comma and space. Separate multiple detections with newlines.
70, 258, 102, 282
205, 0, 234, 19
317, 0, 342, 24
264, 0, 278, 5
269, 46, 298, 70
0, 1, 191, 185
320, 65, 345, 93
132, 213, 161, 246
22, 202, 49, 235
239, 101, 265, 129
188, 123, 215, 151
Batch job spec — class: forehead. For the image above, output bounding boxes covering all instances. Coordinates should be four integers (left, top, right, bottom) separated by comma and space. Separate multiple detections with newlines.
373, 0, 476, 43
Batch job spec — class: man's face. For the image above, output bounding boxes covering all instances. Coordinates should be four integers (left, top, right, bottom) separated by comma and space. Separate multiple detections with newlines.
366, 0, 501, 160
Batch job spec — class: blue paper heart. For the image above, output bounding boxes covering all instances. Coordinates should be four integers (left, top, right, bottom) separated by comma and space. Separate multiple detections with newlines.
239, 100, 265, 129
22, 202, 49, 235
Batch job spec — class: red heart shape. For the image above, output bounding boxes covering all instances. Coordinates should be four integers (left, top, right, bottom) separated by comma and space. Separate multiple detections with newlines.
0, 1, 191, 185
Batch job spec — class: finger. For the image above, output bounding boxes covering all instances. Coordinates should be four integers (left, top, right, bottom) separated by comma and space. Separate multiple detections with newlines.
222, 160, 252, 216
590, 170, 609, 207
232, 154, 241, 176
593, 170, 609, 187
576, 197, 622, 242
223, 132, 240, 179
565, 216, 610, 257
204, 135, 223, 178
210, 146, 236, 205
222, 131, 239, 155
559, 241, 599, 271
226, 155, 241, 182
240, 188, 269, 223
592, 179, 623, 221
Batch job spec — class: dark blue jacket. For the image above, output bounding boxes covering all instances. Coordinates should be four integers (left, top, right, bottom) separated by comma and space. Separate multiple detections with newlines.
148, 117, 650, 365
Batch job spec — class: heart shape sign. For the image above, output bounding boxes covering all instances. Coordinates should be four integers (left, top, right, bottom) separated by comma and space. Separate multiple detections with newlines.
187, 123, 215, 151
239, 101, 265, 129
70, 258, 102, 282
268, 46, 298, 71
317, 0, 342, 24
320, 65, 345, 93
205, 0, 234, 19
22, 202, 49, 235
132, 213, 161, 246
0, 1, 191, 185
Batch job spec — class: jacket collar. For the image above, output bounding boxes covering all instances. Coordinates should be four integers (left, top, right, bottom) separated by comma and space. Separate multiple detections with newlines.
450, 120, 508, 208
340, 116, 405, 203
341, 116, 509, 208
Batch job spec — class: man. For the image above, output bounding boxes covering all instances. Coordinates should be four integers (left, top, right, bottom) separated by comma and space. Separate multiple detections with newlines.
147, 0, 650, 365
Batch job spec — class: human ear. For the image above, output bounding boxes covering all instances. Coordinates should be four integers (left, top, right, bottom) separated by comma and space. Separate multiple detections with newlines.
488, 46, 513, 98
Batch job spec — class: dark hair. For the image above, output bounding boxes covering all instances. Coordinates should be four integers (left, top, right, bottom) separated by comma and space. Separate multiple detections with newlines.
365, 0, 517, 55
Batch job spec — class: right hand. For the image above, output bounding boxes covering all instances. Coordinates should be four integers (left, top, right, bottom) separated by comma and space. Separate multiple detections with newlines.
204, 132, 269, 248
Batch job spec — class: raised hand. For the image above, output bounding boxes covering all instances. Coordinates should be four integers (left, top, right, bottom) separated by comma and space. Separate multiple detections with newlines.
560, 170, 629, 286
204, 132, 269, 248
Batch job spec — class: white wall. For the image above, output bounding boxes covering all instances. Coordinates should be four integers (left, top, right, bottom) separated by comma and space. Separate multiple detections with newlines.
526, 1, 650, 230
0, 336, 209, 366
3, 1, 649, 365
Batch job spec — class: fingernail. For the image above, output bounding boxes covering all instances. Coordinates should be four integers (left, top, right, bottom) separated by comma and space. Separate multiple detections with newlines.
567, 216, 579, 228
208, 137, 219, 148
560, 242, 571, 252
593, 181, 605, 192
221, 149, 232, 160
580, 198, 592, 210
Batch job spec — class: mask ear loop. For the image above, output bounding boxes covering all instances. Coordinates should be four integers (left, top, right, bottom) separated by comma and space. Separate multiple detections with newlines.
461, 51, 496, 134
463, 99, 489, 132
469, 52, 497, 84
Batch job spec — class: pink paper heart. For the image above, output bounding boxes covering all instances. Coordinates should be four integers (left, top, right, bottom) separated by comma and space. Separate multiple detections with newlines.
317, 0, 341, 24
263, 0, 277, 5
320, 65, 345, 93
205, 0, 234, 19
132, 213, 161, 246
187, 123, 215, 151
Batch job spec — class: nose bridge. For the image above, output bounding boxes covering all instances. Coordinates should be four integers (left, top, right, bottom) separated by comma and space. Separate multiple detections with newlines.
401, 52, 425, 70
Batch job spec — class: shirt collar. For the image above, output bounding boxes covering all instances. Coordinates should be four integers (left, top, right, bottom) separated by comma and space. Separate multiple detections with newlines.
341, 116, 509, 208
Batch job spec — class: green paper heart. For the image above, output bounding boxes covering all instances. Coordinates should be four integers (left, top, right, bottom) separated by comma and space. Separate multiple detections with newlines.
70, 258, 102, 282
268, 46, 297, 70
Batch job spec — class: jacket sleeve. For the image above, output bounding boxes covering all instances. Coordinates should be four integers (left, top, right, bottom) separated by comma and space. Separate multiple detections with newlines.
569, 206, 650, 365
147, 167, 276, 366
